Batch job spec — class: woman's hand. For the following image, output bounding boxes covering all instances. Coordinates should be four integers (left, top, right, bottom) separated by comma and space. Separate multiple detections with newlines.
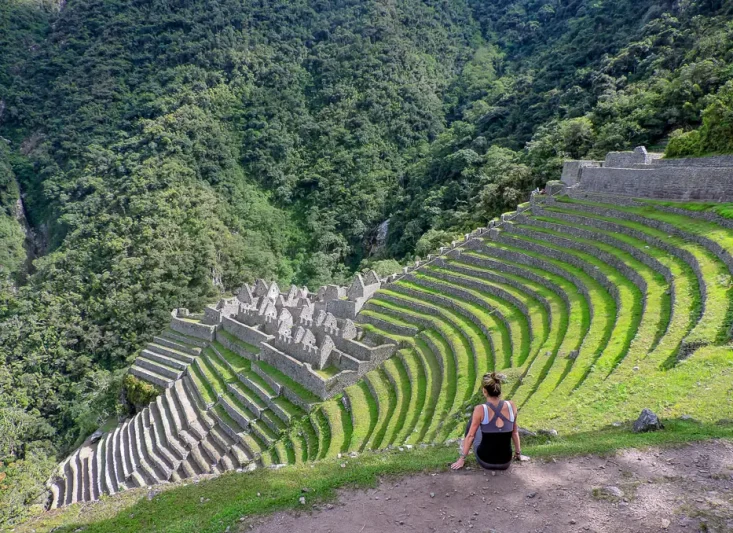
451, 456, 465, 470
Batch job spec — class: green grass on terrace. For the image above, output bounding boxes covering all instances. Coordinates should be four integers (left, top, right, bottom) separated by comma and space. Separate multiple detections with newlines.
363, 302, 460, 427
548, 202, 732, 346
187, 364, 217, 405
24, 421, 733, 533
455, 253, 581, 407
344, 381, 377, 453
501, 231, 644, 384
314, 366, 341, 379
212, 342, 252, 373
406, 273, 514, 370
476, 241, 614, 410
641, 198, 733, 219
397, 279, 489, 387
372, 290, 474, 405
424, 265, 543, 367
516, 219, 666, 380
217, 330, 260, 355
253, 360, 320, 404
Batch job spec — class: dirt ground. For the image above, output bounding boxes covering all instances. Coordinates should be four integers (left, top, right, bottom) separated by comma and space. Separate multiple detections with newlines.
245, 440, 733, 533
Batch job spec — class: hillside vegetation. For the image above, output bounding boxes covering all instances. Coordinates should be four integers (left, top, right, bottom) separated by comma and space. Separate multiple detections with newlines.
3, 0, 733, 526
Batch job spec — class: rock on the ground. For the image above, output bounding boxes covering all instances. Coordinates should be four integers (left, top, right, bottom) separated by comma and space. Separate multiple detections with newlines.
518, 428, 537, 438
538, 429, 558, 438
593, 486, 624, 499
633, 408, 663, 433
89, 430, 104, 444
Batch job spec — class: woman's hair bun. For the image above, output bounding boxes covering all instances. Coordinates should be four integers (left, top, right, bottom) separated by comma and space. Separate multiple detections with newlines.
481, 372, 506, 396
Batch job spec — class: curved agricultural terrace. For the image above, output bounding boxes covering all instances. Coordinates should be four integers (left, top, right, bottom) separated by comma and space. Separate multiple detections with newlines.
47, 188, 733, 509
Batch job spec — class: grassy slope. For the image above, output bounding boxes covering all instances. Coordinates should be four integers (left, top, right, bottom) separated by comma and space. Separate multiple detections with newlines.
20, 421, 733, 533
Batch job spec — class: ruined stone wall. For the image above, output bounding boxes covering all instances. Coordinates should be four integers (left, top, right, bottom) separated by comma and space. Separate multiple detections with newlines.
578, 166, 733, 202
170, 310, 216, 341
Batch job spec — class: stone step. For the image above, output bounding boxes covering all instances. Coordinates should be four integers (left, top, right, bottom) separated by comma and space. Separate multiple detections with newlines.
219, 395, 254, 429
153, 335, 202, 356
138, 410, 174, 480
178, 455, 198, 478
160, 389, 184, 438
150, 399, 187, 461
249, 419, 276, 447
140, 348, 190, 371
160, 328, 209, 349
230, 442, 253, 465
227, 382, 264, 417
103, 431, 118, 495
68, 454, 81, 505
121, 421, 136, 481
238, 373, 274, 405
260, 409, 286, 435
209, 424, 235, 450
82, 455, 92, 502
148, 341, 198, 363
129, 470, 146, 488
219, 452, 236, 471
172, 379, 207, 440
135, 356, 184, 380
201, 434, 225, 466
129, 364, 173, 389
49, 480, 63, 510
129, 414, 161, 485
189, 443, 212, 474
94, 438, 104, 499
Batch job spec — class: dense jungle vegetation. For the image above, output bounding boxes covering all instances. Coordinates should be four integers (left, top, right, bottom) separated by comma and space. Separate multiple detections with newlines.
2, 0, 733, 524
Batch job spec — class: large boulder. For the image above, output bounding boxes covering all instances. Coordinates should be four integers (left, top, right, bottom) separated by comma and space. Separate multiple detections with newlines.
633, 408, 664, 433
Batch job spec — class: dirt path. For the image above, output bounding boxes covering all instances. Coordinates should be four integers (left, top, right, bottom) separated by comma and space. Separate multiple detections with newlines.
246, 440, 733, 533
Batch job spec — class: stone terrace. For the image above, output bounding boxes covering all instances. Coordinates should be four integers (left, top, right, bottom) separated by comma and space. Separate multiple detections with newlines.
47, 150, 733, 508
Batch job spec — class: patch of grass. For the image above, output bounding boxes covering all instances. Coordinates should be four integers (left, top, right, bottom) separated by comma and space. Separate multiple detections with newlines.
253, 361, 320, 405
314, 366, 341, 379
216, 330, 260, 355
23, 422, 733, 533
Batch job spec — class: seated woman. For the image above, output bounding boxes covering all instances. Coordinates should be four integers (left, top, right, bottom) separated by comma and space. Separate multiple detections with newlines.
451, 372, 521, 471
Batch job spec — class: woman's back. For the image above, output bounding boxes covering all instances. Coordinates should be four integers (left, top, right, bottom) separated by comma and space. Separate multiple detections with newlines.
475, 400, 515, 467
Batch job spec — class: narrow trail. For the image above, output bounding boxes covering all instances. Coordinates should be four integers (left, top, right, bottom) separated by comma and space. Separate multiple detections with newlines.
247, 440, 733, 533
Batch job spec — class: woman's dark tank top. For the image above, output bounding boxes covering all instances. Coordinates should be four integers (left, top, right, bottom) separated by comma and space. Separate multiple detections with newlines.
476, 400, 514, 466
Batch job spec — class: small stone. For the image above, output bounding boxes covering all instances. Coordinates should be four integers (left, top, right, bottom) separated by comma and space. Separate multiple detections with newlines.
430, 492, 435, 498
633, 408, 664, 433
538, 429, 558, 438
661, 519, 670, 529
299, 496, 306, 505
518, 428, 537, 438
341, 463, 346, 468
594, 486, 624, 499
89, 429, 104, 444
327, 504, 334, 510
491, 472, 496, 477
570, 519, 577, 525
527, 492, 537, 498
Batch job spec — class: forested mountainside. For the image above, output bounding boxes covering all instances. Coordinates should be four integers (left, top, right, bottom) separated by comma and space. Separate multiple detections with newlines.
2, 0, 733, 524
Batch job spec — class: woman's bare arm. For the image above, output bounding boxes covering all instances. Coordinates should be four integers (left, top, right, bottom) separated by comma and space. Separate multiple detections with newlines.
510, 401, 521, 458
451, 406, 482, 470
